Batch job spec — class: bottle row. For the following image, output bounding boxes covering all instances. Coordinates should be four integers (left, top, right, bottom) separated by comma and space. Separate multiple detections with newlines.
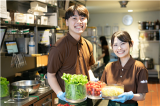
138, 20, 160, 30
139, 31, 159, 41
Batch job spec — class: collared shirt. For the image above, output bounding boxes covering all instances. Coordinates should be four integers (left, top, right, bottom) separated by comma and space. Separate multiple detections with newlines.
100, 56, 148, 104
47, 32, 95, 91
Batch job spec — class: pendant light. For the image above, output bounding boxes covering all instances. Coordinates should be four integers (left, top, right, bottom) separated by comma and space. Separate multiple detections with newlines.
119, 1, 129, 8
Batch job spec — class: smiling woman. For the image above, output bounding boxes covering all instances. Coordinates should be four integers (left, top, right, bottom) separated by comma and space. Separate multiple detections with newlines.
100, 31, 148, 106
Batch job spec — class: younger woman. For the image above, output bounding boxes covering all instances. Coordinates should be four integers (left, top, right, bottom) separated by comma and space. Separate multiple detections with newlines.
100, 31, 148, 106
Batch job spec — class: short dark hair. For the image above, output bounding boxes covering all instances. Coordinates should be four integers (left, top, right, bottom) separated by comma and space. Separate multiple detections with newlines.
65, 4, 89, 20
111, 31, 132, 46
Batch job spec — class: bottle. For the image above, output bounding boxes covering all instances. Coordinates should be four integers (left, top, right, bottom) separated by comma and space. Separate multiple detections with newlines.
156, 20, 159, 30
29, 33, 35, 55
146, 21, 149, 30
154, 32, 157, 41
35, 71, 40, 81
40, 74, 45, 87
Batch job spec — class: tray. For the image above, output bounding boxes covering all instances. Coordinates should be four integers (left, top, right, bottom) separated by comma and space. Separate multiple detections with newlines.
102, 95, 119, 100
87, 95, 102, 99
14, 96, 29, 101
66, 97, 87, 103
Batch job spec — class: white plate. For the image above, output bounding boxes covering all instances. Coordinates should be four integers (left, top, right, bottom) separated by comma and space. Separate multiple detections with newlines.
66, 97, 87, 103
102, 96, 119, 100
87, 95, 102, 99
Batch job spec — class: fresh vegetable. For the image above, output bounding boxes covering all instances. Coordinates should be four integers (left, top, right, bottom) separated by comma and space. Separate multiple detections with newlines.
0, 77, 9, 97
101, 86, 124, 96
61, 73, 88, 100
13, 88, 29, 99
61, 73, 88, 85
57, 103, 75, 106
87, 81, 106, 96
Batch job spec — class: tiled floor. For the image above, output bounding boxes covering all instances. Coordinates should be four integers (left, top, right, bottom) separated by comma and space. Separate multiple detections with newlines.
95, 78, 160, 106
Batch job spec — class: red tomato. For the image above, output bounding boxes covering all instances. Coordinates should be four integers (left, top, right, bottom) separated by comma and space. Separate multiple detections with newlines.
91, 91, 93, 94
89, 88, 92, 91
97, 92, 100, 95
64, 103, 69, 106
90, 85, 93, 88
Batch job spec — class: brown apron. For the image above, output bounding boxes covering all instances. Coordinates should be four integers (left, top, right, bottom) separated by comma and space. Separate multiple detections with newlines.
108, 100, 138, 106
58, 98, 93, 106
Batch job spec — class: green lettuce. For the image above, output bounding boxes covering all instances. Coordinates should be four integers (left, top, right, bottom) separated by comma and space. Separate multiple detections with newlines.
0, 77, 9, 97
61, 73, 88, 85
61, 73, 88, 100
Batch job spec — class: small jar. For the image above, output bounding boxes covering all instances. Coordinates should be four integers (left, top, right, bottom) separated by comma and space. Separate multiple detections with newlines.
153, 32, 157, 41
146, 22, 149, 30
142, 21, 146, 30
138, 21, 142, 30
150, 32, 154, 40
152, 22, 155, 30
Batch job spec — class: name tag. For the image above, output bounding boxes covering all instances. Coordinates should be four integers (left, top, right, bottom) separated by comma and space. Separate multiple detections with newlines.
140, 80, 148, 83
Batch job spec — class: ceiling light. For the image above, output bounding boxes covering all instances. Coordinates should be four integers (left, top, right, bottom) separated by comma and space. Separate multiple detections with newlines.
119, 1, 129, 8
128, 10, 133, 12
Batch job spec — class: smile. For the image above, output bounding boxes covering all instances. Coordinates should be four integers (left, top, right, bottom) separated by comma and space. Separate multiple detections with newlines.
75, 26, 83, 29
117, 51, 125, 54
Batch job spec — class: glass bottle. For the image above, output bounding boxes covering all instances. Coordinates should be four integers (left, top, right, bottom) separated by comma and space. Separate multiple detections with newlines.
29, 32, 35, 55
40, 74, 45, 87
146, 21, 149, 30
156, 20, 159, 30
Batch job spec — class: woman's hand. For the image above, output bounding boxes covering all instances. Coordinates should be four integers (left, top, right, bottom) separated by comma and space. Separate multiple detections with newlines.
57, 91, 68, 102
111, 91, 134, 103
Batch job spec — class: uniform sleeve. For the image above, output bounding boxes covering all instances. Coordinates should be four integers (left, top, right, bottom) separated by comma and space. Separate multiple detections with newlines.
89, 49, 95, 66
136, 68, 148, 93
47, 47, 63, 73
100, 65, 107, 83
89, 43, 95, 66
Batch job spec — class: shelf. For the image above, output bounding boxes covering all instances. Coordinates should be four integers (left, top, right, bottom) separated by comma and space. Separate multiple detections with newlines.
138, 30, 159, 32
38, 25, 56, 28
140, 40, 160, 43
6, 33, 29, 35
56, 29, 68, 33
13, 0, 57, 8
83, 36, 97, 38
70, 1, 86, 6
1, 21, 56, 28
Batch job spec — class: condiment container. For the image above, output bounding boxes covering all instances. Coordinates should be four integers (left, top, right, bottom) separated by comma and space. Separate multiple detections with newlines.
138, 21, 143, 30
65, 82, 87, 103
101, 84, 124, 99
87, 81, 106, 99
12, 88, 29, 100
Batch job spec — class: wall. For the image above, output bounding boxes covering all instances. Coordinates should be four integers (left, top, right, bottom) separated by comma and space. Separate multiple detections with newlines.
88, 11, 160, 63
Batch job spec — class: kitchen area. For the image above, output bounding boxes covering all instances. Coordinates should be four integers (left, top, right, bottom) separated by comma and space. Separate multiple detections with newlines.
0, 0, 160, 106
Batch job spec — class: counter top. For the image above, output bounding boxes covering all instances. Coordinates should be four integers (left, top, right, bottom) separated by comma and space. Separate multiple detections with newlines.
1, 87, 53, 106
91, 63, 105, 73
91, 63, 105, 79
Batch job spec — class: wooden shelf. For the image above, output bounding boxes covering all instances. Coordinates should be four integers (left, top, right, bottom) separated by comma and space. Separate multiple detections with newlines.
1, 21, 56, 28
140, 40, 160, 43
138, 30, 159, 32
